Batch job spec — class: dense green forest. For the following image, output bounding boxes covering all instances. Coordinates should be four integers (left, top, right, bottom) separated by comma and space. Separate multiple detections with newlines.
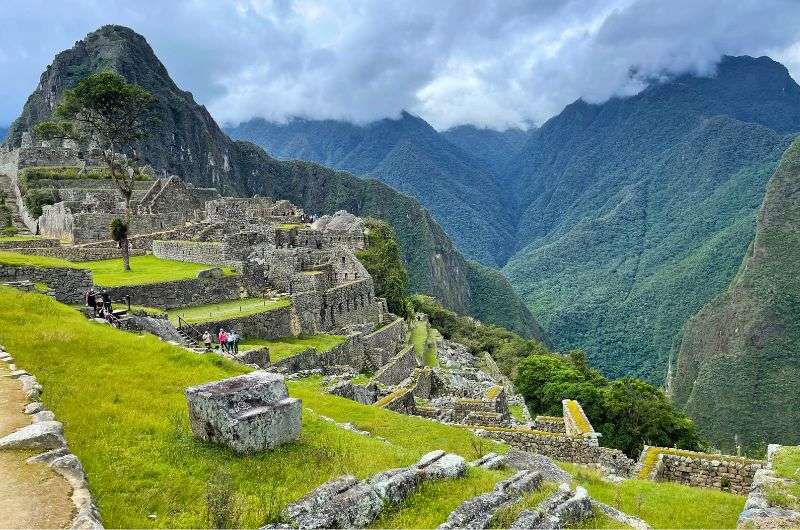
672, 138, 800, 452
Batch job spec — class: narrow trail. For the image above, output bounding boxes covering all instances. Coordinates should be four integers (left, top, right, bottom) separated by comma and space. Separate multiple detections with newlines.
0, 364, 73, 529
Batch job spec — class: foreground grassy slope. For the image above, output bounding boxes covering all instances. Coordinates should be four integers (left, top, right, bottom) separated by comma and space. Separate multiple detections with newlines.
0, 286, 503, 528
673, 138, 800, 451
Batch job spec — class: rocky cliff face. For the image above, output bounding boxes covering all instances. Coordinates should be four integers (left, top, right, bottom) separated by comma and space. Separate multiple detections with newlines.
672, 138, 800, 451
3, 24, 541, 338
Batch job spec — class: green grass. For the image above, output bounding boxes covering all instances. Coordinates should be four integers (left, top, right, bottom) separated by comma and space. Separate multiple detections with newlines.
372, 467, 511, 529
569, 507, 630, 529
0, 286, 507, 528
239, 335, 346, 362
0, 251, 235, 287
0, 235, 41, 242
559, 463, 745, 529
409, 320, 438, 367
489, 483, 558, 528
509, 404, 527, 423
167, 297, 291, 326
765, 446, 800, 510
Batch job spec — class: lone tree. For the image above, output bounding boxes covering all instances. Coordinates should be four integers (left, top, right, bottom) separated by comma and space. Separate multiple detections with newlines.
35, 71, 155, 270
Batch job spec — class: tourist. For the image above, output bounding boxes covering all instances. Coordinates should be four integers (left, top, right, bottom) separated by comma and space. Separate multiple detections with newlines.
202, 330, 212, 352
85, 289, 97, 316
104, 310, 119, 328
218, 328, 227, 353
101, 289, 112, 313
227, 330, 239, 354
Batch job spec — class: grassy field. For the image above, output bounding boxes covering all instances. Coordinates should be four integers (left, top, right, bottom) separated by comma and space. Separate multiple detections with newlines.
0, 235, 42, 242
0, 286, 505, 528
239, 335, 346, 362
560, 463, 745, 529
0, 251, 234, 286
167, 297, 291, 326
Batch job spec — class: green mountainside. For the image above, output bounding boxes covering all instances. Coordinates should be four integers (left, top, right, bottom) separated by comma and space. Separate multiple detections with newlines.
672, 138, 800, 451
440, 124, 531, 177
0, 126, 7, 142
3, 24, 541, 338
227, 115, 516, 266
504, 56, 800, 381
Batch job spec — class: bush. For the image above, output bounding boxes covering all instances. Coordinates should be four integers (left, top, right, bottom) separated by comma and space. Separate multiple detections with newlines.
514, 352, 704, 457
23, 187, 59, 217
356, 218, 409, 316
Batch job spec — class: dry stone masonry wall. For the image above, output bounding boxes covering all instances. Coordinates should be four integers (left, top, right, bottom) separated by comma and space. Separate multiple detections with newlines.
0, 264, 92, 304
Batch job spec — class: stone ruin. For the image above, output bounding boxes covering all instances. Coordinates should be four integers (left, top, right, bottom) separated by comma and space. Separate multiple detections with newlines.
185, 371, 301, 453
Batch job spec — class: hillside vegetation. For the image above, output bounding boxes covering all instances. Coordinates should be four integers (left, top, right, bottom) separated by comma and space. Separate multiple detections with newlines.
672, 138, 800, 451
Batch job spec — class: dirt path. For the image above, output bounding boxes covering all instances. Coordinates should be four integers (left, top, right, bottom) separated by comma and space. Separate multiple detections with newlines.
0, 364, 73, 528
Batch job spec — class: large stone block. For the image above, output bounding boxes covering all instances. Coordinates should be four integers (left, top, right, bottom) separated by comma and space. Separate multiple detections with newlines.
185, 371, 301, 453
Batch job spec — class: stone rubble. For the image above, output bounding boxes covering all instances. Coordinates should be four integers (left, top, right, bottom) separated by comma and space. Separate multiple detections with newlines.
270, 450, 466, 529
510, 484, 592, 529
438, 470, 543, 529
737, 444, 800, 528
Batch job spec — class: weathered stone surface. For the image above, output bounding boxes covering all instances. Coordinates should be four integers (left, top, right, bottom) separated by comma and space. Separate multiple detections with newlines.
511, 485, 592, 530
472, 452, 507, 470
32, 410, 56, 423
23, 401, 44, 414
185, 371, 301, 453
592, 500, 651, 530
233, 347, 270, 368
50, 453, 88, 488
439, 470, 543, 529
0, 421, 65, 450
26, 446, 70, 465
19, 374, 43, 400
196, 266, 224, 279
737, 448, 800, 528
504, 450, 572, 484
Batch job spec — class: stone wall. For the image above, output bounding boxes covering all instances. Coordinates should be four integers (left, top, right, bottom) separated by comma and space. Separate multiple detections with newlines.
478, 427, 635, 476
0, 264, 92, 304
152, 240, 226, 266
637, 446, 764, 495
361, 317, 406, 368
321, 278, 380, 331
0, 238, 60, 250
373, 345, 418, 386
104, 274, 248, 310
188, 304, 300, 340
532, 416, 567, 433
8, 246, 146, 261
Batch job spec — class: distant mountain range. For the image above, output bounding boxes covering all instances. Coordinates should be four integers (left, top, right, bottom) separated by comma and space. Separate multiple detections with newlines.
0, 126, 7, 142
3, 25, 542, 339
228, 55, 800, 384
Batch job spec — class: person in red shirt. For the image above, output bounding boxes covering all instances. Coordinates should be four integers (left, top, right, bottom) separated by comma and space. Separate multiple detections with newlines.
218, 328, 228, 353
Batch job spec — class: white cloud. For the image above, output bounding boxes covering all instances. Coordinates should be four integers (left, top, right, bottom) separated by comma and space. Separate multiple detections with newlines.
1, 0, 800, 130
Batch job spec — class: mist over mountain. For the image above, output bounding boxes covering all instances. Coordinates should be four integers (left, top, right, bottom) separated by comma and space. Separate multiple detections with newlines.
229, 55, 800, 386
3, 24, 541, 338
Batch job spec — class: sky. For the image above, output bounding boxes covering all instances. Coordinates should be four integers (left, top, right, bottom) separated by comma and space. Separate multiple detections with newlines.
2, 0, 800, 131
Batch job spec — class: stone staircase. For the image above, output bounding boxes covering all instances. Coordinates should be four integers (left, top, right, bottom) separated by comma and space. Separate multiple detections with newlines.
0, 174, 33, 236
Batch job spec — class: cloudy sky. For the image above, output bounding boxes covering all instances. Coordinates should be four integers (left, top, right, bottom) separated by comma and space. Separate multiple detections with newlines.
2, 0, 800, 130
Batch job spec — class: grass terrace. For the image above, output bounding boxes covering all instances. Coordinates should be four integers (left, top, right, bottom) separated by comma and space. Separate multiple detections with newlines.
0, 251, 235, 286
636, 446, 763, 479
410, 320, 439, 367
239, 334, 346, 362
0, 235, 42, 242
0, 287, 506, 528
509, 404, 527, 423
561, 463, 745, 529
764, 445, 800, 511
167, 297, 291, 326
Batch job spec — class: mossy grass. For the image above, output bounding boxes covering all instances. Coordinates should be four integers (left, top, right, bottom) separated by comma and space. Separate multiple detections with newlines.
238, 334, 346, 362
559, 462, 745, 529
371, 467, 511, 529
409, 320, 439, 367
167, 297, 291, 326
0, 287, 506, 528
0, 251, 235, 286
0, 235, 42, 242
565, 400, 592, 434
764, 445, 800, 510
509, 404, 527, 423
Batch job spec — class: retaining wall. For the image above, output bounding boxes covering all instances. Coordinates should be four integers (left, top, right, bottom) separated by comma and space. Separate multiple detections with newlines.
152, 240, 225, 266
189, 304, 300, 340
361, 317, 406, 367
0, 264, 92, 304
373, 345, 418, 386
103, 274, 248, 310
477, 427, 635, 476
8, 246, 146, 261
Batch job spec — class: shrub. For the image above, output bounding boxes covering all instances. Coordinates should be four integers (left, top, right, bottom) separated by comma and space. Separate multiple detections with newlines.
23, 187, 59, 217
356, 218, 409, 316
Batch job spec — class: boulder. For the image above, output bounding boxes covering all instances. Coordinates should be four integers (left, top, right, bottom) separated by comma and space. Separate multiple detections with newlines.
185, 371, 301, 453
505, 450, 572, 484
473, 452, 507, 470
0, 421, 65, 450
234, 347, 270, 368
26, 447, 70, 465
24, 401, 44, 414
32, 410, 56, 423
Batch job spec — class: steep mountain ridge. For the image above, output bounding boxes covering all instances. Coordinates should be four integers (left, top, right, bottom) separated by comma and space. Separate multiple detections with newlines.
3, 24, 541, 338
672, 138, 800, 451
228, 113, 517, 265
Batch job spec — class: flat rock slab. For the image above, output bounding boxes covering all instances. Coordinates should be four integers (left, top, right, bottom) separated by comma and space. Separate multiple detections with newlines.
0, 421, 66, 450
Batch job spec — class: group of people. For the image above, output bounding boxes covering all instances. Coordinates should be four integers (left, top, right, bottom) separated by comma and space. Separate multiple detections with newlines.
85, 288, 119, 327
202, 328, 240, 354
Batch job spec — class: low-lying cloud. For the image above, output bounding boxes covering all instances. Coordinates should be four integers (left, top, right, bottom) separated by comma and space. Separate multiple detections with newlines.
1, 0, 800, 130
